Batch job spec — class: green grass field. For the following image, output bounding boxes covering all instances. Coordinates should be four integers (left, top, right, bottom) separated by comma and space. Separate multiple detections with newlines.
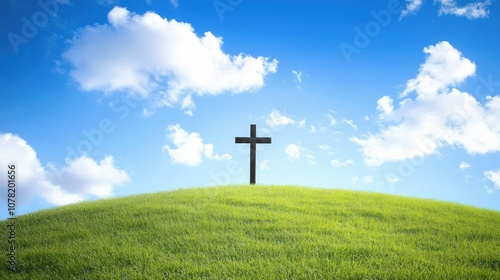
2, 185, 500, 279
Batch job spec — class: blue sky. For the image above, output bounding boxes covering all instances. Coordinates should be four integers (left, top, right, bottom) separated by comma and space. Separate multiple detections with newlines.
1, 0, 500, 218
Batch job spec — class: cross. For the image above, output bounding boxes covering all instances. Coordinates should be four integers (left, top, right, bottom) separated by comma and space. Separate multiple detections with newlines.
235, 124, 272, 184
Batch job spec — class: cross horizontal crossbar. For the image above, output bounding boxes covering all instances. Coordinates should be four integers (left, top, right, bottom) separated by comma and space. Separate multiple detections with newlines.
235, 137, 272, 143
235, 124, 271, 184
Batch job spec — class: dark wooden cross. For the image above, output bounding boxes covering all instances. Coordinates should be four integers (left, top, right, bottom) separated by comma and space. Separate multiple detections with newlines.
235, 124, 272, 184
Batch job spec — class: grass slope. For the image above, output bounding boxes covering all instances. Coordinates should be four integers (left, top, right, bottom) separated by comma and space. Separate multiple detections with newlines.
2, 185, 500, 279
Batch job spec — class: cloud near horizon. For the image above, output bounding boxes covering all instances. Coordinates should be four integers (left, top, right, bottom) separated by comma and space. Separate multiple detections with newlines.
352, 41, 500, 167
0, 133, 129, 206
64, 6, 278, 115
163, 124, 231, 166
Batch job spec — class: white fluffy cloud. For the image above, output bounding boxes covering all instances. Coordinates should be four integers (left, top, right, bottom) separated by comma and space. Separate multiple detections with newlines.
310, 124, 326, 133
353, 41, 500, 167
459, 161, 471, 170
318, 144, 335, 155
386, 175, 400, 184
265, 109, 305, 128
327, 114, 337, 126
400, 0, 424, 17
50, 156, 130, 199
64, 6, 278, 115
292, 69, 303, 90
292, 70, 302, 83
342, 118, 358, 130
438, 0, 491, 19
400, 41, 476, 98
284, 143, 314, 164
330, 158, 354, 167
0, 133, 129, 206
485, 169, 500, 189
163, 124, 231, 166
377, 96, 394, 116
284, 144, 300, 161
401, 0, 491, 19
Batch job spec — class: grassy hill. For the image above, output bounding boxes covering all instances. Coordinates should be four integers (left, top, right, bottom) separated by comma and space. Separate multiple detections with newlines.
1, 185, 500, 279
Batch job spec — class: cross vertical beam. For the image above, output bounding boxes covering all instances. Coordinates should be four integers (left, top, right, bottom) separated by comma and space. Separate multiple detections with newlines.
235, 124, 272, 184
